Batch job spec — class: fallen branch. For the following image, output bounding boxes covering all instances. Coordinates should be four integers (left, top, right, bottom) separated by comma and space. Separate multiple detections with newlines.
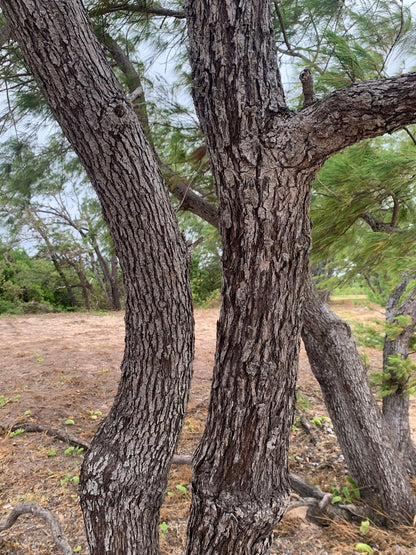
0, 502, 73, 555
1, 422, 372, 525
2, 422, 89, 450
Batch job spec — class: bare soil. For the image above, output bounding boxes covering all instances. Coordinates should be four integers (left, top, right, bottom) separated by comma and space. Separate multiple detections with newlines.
0, 301, 415, 554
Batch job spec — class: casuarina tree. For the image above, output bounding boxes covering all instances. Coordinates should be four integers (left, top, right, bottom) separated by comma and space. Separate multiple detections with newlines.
2, 1, 416, 554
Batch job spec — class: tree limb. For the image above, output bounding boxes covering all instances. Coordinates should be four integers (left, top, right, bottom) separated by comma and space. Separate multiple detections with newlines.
89, 2, 186, 19
360, 212, 400, 233
0, 502, 73, 555
98, 31, 219, 227
1, 422, 90, 450
0, 18, 11, 48
298, 72, 416, 164
299, 69, 317, 108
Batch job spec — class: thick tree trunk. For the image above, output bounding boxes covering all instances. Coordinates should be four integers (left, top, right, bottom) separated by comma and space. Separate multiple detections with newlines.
382, 279, 416, 475
185, 170, 311, 553
302, 275, 416, 523
1, 1, 194, 553
185, 2, 312, 551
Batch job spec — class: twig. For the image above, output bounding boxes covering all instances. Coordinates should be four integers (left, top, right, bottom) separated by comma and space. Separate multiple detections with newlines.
0, 502, 73, 555
2, 422, 89, 450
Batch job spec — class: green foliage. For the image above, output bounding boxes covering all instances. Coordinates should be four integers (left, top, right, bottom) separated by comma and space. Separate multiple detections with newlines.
331, 476, 360, 504
310, 415, 326, 426
359, 519, 370, 535
180, 213, 221, 306
0, 246, 68, 314
371, 355, 416, 397
355, 543, 374, 554
9, 428, 25, 438
64, 446, 84, 458
351, 322, 384, 350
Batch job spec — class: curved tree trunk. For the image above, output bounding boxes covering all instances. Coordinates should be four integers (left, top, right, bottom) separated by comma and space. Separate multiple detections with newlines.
1, 1, 194, 553
302, 275, 416, 523
382, 278, 416, 475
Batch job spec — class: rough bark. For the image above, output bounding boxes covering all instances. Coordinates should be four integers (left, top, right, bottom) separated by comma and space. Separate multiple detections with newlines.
302, 274, 416, 523
184, 0, 416, 547
185, 2, 312, 552
383, 278, 416, 475
0, 1, 194, 554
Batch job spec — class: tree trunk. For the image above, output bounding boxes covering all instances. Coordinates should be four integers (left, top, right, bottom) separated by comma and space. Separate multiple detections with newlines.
70, 257, 92, 311
1, 1, 194, 553
185, 166, 312, 553
110, 252, 122, 310
302, 275, 416, 523
382, 278, 416, 475
185, 2, 312, 551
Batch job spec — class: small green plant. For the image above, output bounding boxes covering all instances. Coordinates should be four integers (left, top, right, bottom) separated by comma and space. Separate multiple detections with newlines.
64, 418, 75, 425
86, 409, 102, 420
385, 315, 413, 340
0, 395, 11, 408
359, 519, 370, 535
159, 522, 168, 533
47, 450, 57, 457
73, 547, 82, 553
331, 476, 360, 504
97, 368, 109, 374
175, 484, 188, 495
354, 543, 373, 553
310, 415, 326, 426
24, 409, 31, 415
60, 474, 80, 486
371, 355, 416, 397
34, 353, 44, 363
352, 322, 384, 350
64, 446, 84, 457
9, 428, 25, 438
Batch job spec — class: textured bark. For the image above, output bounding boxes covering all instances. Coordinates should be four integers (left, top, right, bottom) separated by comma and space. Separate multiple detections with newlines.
383, 279, 416, 475
184, 0, 416, 548
185, 2, 312, 552
302, 275, 416, 523
0, 1, 194, 553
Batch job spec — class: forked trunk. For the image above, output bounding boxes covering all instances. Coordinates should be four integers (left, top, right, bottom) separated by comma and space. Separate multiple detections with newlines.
302, 276, 416, 523
1, 1, 194, 552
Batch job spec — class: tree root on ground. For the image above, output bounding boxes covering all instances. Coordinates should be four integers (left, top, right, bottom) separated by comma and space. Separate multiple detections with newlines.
1, 420, 372, 527
0, 502, 73, 555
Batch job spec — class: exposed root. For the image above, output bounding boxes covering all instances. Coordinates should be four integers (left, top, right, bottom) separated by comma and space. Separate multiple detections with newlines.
0, 502, 73, 555
1, 422, 372, 526
2, 422, 90, 450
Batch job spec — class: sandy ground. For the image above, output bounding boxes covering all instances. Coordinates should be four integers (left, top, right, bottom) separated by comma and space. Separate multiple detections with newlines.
0, 303, 415, 554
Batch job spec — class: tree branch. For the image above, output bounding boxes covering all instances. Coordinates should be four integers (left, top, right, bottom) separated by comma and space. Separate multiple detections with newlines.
89, 2, 186, 19
299, 69, 317, 108
0, 502, 73, 555
298, 72, 416, 164
97, 31, 219, 227
360, 212, 400, 233
0, 18, 11, 48
1, 422, 90, 450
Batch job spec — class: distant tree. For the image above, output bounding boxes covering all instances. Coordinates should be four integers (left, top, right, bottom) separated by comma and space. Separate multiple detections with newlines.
311, 136, 416, 474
